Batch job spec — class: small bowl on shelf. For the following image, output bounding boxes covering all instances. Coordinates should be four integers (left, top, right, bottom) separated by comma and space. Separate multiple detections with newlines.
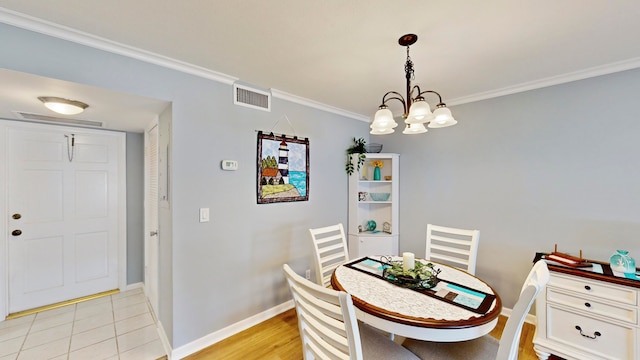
369, 192, 391, 201
366, 143, 383, 153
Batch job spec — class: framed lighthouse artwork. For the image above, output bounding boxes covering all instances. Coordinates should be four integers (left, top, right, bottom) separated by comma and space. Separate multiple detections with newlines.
256, 131, 309, 204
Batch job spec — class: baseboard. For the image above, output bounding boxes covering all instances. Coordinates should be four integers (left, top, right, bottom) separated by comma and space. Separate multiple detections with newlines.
156, 320, 173, 360
171, 300, 295, 359
501, 306, 537, 325
124, 282, 144, 292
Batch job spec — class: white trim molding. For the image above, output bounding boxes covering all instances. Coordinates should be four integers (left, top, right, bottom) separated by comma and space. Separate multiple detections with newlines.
0, 7, 238, 85
3, 7, 640, 121
449, 57, 640, 106
171, 300, 294, 359
0, 7, 372, 123
271, 89, 370, 122
501, 305, 537, 326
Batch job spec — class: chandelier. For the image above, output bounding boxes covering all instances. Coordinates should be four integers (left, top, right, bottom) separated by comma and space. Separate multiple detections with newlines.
370, 34, 457, 135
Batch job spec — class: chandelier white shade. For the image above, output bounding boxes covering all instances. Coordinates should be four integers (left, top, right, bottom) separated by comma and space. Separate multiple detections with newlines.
38, 96, 88, 115
405, 98, 434, 124
402, 123, 428, 134
371, 34, 456, 135
428, 106, 457, 128
369, 106, 398, 134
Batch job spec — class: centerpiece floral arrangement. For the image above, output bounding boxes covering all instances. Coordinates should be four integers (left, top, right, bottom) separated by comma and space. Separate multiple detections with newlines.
370, 160, 384, 168
382, 260, 441, 290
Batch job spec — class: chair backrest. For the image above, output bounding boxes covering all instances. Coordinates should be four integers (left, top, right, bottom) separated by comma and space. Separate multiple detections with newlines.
283, 264, 362, 360
496, 260, 550, 360
309, 223, 349, 287
425, 224, 480, 274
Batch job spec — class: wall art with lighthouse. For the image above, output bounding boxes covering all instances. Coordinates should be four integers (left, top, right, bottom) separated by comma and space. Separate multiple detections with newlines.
256, 131, 309, 204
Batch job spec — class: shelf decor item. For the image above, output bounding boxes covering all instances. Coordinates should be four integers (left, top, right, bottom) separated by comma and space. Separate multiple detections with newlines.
366, 220, 377, 231
370, 160, 384, 181
382, 259, 441, 290
345, 137, 367, 175
544, 244, 591, 268
369, 192, 390, 201
610, 250, 636, 273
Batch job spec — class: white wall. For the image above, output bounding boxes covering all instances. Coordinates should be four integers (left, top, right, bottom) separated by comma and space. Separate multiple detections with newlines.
380, 68, 640, 307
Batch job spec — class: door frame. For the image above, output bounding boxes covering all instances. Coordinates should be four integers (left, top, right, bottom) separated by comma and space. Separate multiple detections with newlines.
144, 119, 159, 316
0, 119, 127, 319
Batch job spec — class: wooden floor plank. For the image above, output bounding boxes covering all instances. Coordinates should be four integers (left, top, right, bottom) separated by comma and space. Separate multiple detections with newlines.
185, 308, 562, 359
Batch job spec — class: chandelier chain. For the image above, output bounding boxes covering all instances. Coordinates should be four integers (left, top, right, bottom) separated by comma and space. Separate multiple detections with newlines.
405, 46, 415, 82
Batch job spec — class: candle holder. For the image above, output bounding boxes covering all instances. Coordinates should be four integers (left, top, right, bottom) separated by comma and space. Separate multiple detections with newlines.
382, 259, 441, 290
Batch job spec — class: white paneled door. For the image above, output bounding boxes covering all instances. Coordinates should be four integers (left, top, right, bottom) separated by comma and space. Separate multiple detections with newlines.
7, 125, 122, 313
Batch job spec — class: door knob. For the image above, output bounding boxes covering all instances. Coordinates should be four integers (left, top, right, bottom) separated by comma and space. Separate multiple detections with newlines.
12, 213, 21, 219
12, 229, 22, 236
150, 231, 158, 236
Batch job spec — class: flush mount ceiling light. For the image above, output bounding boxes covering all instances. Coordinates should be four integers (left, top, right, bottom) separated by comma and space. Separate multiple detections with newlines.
370, 34, 457, 135
38, 96, 89, 115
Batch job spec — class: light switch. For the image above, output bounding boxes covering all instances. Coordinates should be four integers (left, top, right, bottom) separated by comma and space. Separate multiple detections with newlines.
199, 208, 210, 222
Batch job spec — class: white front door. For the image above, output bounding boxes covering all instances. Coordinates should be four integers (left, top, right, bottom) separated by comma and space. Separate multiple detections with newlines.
145, 123, 159, 316
7, 125, 123, 313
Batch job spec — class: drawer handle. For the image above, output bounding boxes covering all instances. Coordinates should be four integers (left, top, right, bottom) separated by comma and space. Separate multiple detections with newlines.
584, 302, 591, 308
575, 325, 601, 339
584, 285, 591, 291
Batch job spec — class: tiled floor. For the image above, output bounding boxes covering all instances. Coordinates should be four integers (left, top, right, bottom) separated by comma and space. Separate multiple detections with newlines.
0, 288, 167, 360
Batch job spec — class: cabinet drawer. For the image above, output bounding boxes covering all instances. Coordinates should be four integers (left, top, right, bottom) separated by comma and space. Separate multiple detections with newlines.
548, 306, 636, 360
548, 289, 637, 324
550, 273, 637, 305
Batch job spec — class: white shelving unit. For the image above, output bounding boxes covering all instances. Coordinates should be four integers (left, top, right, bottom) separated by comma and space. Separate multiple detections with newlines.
347, 153, 399, 258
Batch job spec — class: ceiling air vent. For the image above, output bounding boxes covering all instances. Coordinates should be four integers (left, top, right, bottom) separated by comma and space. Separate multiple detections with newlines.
15, 111, 103, 127
233, 83, 271, 112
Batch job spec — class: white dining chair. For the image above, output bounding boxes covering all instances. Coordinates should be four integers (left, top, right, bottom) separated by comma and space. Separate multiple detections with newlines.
425, 224, 480, 275
309, 223, 349, 288
283, 264, 420, 360
402, 260, 550, 360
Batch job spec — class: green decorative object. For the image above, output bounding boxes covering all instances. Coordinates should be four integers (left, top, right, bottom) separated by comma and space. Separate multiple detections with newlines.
345, 137, 367, 175
610, 250, 636, 273
366, 220, 377, 231
383, 261, 441, 289
373, 166, 381, 180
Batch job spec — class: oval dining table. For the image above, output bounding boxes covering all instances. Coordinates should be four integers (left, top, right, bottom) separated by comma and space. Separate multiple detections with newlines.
331, 256, 502, 342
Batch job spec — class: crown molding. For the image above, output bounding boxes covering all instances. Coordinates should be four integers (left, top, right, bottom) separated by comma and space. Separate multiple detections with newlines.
0, 7, 238, 85
0, 7, 371, 122
271, 89, 370, 122
5, 7, 637, 120
449, 57, 640, 106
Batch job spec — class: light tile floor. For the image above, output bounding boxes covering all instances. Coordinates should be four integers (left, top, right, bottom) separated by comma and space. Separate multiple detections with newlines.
0, 288, 167, 360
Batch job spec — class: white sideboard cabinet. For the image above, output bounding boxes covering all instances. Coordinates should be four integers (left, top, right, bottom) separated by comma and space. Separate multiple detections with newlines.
347, 153, 399, 258
533, 258, 640, 360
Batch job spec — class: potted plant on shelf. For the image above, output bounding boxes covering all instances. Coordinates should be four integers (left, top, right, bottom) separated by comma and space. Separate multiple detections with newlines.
345, 137, 367, 175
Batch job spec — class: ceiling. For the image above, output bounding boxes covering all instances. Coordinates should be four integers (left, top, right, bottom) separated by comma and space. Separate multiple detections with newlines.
2, 1, 640, 132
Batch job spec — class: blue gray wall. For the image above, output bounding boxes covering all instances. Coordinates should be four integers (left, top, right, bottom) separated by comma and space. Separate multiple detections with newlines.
0, 23, 368, 348
125, 132, 144, 284
379, 68, 640, 307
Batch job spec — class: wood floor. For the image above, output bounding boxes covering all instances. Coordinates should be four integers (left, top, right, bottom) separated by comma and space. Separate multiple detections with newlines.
184, 308, 564, 359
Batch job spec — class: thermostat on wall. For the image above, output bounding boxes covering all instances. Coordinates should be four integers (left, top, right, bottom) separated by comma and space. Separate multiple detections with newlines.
221, 160, 238, 171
